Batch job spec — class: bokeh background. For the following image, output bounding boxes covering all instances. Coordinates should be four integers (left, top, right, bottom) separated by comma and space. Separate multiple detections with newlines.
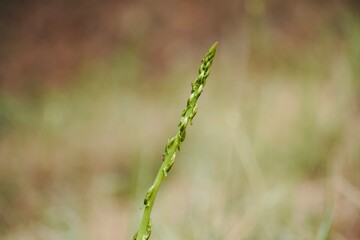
1, 0, 360, 239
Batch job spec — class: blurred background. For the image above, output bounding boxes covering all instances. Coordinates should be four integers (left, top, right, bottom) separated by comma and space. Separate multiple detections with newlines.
0, 0, 360, 239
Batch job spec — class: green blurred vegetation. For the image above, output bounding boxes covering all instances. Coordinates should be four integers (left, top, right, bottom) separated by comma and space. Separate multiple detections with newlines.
1, 1, 360, 239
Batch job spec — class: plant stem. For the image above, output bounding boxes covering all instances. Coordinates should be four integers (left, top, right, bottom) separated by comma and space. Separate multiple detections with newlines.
134, 42, 218, 240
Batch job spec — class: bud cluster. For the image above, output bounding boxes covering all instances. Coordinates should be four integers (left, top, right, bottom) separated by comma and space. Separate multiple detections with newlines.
134, 42, 217, 240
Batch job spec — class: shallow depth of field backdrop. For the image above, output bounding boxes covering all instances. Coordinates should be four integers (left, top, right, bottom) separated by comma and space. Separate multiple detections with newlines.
1, 1, 360, 239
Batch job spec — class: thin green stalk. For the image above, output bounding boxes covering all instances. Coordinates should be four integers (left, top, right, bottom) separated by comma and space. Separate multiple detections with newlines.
133, 42, 218, 240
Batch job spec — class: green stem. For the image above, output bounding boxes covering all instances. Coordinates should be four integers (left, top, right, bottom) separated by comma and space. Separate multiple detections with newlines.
134, 42, 218, 240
